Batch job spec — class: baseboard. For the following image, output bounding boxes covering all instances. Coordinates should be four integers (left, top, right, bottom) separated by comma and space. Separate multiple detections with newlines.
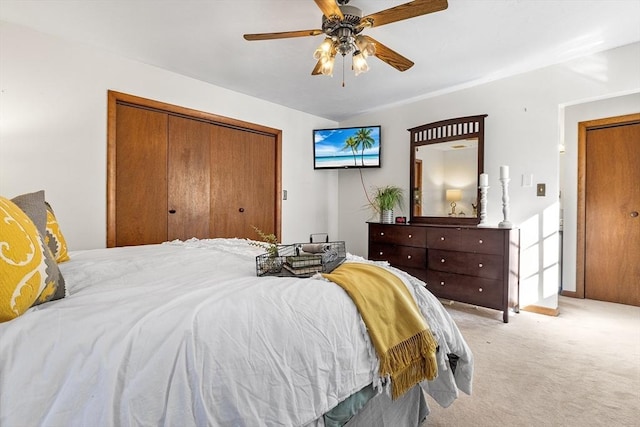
560, 290, 578, 298
521, 304, 560, 317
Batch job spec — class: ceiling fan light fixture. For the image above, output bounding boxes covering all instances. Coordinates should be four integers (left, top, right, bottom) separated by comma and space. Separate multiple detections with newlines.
313, 36, 336, 76
352, 51, 369, 76
320, 54, 336, 76
313, 37, 334, 60
355, 35, 375, 58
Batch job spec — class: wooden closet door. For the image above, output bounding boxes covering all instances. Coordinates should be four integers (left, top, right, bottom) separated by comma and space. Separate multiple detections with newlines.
210, 126, 277, 238
108, 91, 282, 247
585, 121, 640, 306
115, 104, 168, 246
167, 116, 211, 241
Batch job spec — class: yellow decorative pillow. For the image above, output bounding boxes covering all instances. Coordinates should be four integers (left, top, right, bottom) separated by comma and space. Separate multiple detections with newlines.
45, 202, 70, 263
0, 192, 66, 322
1, 197, 47, 321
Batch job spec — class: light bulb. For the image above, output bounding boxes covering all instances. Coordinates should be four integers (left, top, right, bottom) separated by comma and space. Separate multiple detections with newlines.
320, 55, 335, 76
355, 35, 376, 58
352, 51, 369, 76
313, 37, 334, 60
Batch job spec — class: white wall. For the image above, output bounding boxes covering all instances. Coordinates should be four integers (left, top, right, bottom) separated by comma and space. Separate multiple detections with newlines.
2, 20, 639, 310
338, 42, 640, 310
560, 92, 640, 293
0, 21, 339, 249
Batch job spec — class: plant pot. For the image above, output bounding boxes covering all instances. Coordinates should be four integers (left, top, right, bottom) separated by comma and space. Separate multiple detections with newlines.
380, 209, 394, 224
257, 254, 283, 276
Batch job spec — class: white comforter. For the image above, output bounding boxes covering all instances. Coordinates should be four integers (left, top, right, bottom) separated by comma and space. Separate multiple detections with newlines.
0, 238, 472, 426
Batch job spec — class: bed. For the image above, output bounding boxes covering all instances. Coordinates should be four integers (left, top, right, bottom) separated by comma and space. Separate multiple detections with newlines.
1, 198, 473, 426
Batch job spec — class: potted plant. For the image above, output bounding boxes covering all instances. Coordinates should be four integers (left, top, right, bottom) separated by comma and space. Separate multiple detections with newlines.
249, 226, 282, 275
371, 185, 404, 224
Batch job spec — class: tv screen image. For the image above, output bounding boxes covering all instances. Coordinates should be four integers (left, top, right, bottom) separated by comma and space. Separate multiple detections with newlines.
313, 125, 381, 169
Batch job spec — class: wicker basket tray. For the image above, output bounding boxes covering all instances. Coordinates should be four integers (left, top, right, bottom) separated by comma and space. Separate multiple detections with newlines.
256, 241, 346, 277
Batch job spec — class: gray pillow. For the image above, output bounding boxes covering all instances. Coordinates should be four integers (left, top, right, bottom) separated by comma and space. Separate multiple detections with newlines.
11, 190, 66, 304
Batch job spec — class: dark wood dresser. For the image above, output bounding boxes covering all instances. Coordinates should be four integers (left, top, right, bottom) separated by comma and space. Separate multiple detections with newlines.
368, 222, 520, 322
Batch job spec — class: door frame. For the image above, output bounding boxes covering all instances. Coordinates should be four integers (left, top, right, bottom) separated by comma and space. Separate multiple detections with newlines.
413, 159, 423, 216
574, 113, 640, 298
106, 90, 282, 247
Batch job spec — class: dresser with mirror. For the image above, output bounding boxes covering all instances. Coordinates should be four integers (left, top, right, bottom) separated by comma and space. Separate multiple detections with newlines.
368, 115, 520, 322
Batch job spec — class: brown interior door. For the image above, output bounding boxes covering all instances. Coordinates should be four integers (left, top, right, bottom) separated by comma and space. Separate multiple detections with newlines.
210, 126, 277, 239
584, 120, 640, 306
115, 104, 168, 246
167, 116, 211, 241
414, 159, 423, 216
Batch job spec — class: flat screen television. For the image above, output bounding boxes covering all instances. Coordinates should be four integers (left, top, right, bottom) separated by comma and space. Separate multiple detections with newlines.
313, 125, 381, 169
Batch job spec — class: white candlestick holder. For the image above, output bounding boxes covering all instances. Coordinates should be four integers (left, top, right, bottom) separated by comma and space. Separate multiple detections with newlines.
499, 177, 513, 229
478, 184, 489, 227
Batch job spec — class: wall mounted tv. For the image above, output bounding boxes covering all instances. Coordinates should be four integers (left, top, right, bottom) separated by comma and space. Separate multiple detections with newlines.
313, 125, 381, 169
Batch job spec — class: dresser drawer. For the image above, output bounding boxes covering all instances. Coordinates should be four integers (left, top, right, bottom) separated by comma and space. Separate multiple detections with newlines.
427, 227, 504, 255
427, 249, 503, 280
425, 270, 503, 310
369, 223, 427, 248
369, 242, 426, 269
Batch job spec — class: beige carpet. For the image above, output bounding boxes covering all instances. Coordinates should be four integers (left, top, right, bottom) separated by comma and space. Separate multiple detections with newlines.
423, 296, 640, 426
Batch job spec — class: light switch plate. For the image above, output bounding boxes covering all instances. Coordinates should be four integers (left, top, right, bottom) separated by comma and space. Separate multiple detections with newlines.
521, 173, 533, 187
537, 183, 546, 197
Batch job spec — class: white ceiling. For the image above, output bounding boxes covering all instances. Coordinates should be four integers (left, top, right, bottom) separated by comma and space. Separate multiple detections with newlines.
1, 0, 639, 121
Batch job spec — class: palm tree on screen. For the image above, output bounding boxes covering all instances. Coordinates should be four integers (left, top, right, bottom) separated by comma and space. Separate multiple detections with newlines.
341, 136, 359, 166
355, 128, 375, 166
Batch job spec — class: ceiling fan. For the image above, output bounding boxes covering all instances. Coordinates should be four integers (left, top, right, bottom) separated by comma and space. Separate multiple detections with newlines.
243, 0, 448, 79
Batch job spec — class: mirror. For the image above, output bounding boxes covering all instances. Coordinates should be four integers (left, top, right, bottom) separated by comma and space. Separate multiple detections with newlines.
409, 115, 486, 225
414, 139, 479, 217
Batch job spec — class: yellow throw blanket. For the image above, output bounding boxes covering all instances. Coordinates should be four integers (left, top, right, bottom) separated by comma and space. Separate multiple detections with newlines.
323, 262, 438, 399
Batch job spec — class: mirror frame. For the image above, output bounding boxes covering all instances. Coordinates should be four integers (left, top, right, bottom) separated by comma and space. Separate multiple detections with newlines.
409, 114, 487, 226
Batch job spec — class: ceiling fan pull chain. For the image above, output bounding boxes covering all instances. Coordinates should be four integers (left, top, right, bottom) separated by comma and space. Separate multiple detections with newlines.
342, 55, 346, 87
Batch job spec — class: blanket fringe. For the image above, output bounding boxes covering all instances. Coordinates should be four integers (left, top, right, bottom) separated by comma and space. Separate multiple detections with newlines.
379, 329, 439, 400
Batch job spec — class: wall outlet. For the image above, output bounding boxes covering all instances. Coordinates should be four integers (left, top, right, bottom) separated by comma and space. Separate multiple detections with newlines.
537, 183, 546, 197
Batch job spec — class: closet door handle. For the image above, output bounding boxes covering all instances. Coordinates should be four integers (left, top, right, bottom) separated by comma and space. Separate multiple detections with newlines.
631, 211, 639, 218
169, 209, 176, 214
239, 208, 245, 213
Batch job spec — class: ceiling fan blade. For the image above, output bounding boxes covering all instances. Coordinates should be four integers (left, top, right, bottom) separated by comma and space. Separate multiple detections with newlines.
361, 0, 448, 28
313, 0, 344, 20
244, 29, 323, 41
363, 35, 414, 72
311, 60, 323, 75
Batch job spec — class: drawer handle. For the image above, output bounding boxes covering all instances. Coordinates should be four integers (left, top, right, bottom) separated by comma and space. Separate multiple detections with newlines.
479, 239, 483, 244
380, 232, 385, 236
478, 263, 483, 268
440, 258, 445, 263
407, 255, 412, 260
440, 281, 445, 286
479, 288, 483, 292
408, 234, 412, 238
379, 251, 384, 256
440, 236, 445, 241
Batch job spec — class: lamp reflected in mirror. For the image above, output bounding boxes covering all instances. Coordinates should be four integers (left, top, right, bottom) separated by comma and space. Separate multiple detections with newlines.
446, 189, 462, 216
